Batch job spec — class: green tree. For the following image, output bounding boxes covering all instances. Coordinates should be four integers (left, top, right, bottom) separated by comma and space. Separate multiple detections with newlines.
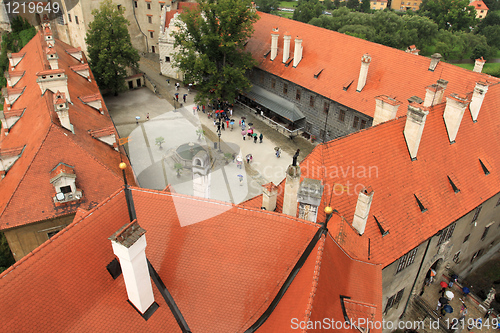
172, 0, 258, 105
85, 0, 140, 95
479, 25, 500, 48
346, 0, 360, 10
255, 0, 279, 13
155, 136, 165, 148
293, 0, 325, 22
361, 0, 371, 12
419, 0, 478, 31
325, 0, 334, 10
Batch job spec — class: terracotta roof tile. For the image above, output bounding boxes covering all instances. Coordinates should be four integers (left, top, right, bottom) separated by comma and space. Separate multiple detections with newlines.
36, 68, 65, 76
89, 126, 115, 138
2, 108, 25, 118
70, 63, 89, 71
80, 93, 100, 103
470, 0, 488, 10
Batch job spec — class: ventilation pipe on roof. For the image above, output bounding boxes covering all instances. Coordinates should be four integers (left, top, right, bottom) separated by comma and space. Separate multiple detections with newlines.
443, 93, 471, 143
356, 54, 371, 92
428, 53, 441, 71
469, 81, 489, 122
297, 178, 324, 224
373, 95, 402, 126
473, 57, 486, 73
110, 221, 155, 315
283, 165, 301, 217
404, 103, 429, 160
270, 27, 279, 61
352, 187, 374, 235
292, 36, 303, 68
262, 182, 278, 211
283, 32, 291, 63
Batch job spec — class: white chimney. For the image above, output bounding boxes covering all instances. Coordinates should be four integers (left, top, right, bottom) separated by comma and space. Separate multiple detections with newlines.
110, 221, 155, 314
282, 165, 301, 217
292, 36, 303, 68
428, 53, 441, 71
36, 69, 71, 102
404, 103, 430, 160
352, 187, 374, 235
406, 45, 419, 55
54, 91, 73, 132
473, 57, 486, 73
46, 47, 59, 70
283, 32, 291, 63
443, 93, 470, 143
423, 84, 443, 107
356, 54, 371, 92
373, 95, 401, 126
469, 81, 489, 122
44, 26, 55, 47
270, 27, 279, 61
262, 182, 278, 211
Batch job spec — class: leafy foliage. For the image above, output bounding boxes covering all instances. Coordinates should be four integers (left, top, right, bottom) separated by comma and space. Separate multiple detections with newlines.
255, 0, 280, 13
172, 0, 259, 105
418, 0, 478, 31
85, 0, 140, 94
293, 0, 325, 23
155, 136, 165, 148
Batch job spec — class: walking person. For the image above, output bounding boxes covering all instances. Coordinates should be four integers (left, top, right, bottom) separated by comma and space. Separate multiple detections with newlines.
254, 135, 257, 144
259, 133, 263, 143
146, 113, 150, 120
221, 122, 225, 131
183, 94, 187, 103
175, 93, 179, 101
175, 82, 179, 90
226, 119, 229, 129
188, 83, 192, 92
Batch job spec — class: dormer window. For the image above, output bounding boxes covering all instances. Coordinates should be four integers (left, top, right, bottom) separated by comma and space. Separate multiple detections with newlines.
50, 163, 83, 204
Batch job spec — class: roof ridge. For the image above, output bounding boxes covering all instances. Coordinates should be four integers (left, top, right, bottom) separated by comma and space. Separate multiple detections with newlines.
302, 234, 326, 326
325, 232, 381, 266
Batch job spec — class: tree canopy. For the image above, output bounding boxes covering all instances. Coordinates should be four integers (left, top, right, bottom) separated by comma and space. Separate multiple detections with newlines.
418, 0, 477, 31
172, 0, 259, 105
255, 0, 280, 13
85, 0, 139, 94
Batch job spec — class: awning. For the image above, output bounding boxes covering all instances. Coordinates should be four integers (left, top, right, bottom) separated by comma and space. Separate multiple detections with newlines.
244, 85, 305, 122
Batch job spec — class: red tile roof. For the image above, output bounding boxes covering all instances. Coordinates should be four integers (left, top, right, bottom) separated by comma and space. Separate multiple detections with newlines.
36, 68, 65, 76
49, 162, 75, 179
470, 0, 488, 10
2, 108, 25, 118
0, 188, 382, 331
80, 93, 100, 103
0, 32, 135, 230
70, 63, 89, 71
89, 126, 116, 138
164, 2, 199, 28
247, 12, 499, 118
295, 83, 500, 266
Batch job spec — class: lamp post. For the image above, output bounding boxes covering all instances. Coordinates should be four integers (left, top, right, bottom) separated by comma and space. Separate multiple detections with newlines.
217, 131, 222, 152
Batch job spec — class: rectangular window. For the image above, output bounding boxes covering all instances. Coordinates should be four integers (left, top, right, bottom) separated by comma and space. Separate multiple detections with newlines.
161, 4, 164, 10
353, 116, 359, 128
384, 288, 405, 313
75, 16, 79, 25
117, 4, 121, 9
338, 109, 345, 122
165, 56, 170, 62
481, 226, 490, 240
396, 248, 417, 273
147, 3, 151, 9
60, 185, 72, 194
148, 16, 152, 24
271, 78, 276, 89
296, 89, 301, 101
68, 14, 72, 22
150, 31, 154, 38
310, 96, 315, 107
360, 119, 366, 129
463, 234, 470, 243
453, 251, 460, 263
320, 129, 325, 141
135, 1, 138, 7
471, 249, 483, 262
324, 102, 329, 113
438, 222, 456, 245
472, 206, 482, 223
283, 83, 288, 95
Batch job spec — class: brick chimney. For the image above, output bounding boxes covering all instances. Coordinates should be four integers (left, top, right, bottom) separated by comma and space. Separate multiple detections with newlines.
356, 54, 371, 92
443, 93, 471, 143
404, 103, 430, 160
46, 47, 59, 70
469, 81, 489, 122
262, 182, 278, 211
428, 53, 441, 71
352, 187, 374, 235
473, 57, 486, 73
270, 27, 279, 61
110, 220, 155, 314
292, 36, 303, 68
283, 32, 291, 63
373, 95, 402, 126
36, 69, 71, 102
54, 91, 73, 132
297, 178, 324, 224
282, 165, 301, 217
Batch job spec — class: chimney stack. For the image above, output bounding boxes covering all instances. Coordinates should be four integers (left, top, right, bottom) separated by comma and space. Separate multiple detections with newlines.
283, 32, 291, 63
270, 27, 279, 61
428, 53, 441, 71
292, 36, 302, 68
36, 69, 71, 102
423, 84, 444, 107
110, 221, 155, 314
53, 91, 73, 132
352, 187, 374, 235
404, 103, 430, 160
443, 93, 470, 143
373, 95, 402, 126
473, 57, 486, 73
262, 182, 278, 211
46, 47, 59, 70
297, 178, 324, 224
469, 81, 489, 122
282, 165, 301, 217
406, 45, 420, 55
356, 54, 371, 92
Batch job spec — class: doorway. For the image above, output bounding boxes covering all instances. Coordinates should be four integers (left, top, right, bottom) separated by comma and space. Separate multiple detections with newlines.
136, 78, 141, 87
128, 81, 133, 89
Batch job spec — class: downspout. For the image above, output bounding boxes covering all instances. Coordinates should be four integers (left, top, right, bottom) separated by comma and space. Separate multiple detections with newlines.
132, 0, 148, 52
400, 237, 432, 318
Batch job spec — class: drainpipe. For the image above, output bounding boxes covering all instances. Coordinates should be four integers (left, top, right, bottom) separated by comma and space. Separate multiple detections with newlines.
400, 237, 432, 318
132, 0, 148, 52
